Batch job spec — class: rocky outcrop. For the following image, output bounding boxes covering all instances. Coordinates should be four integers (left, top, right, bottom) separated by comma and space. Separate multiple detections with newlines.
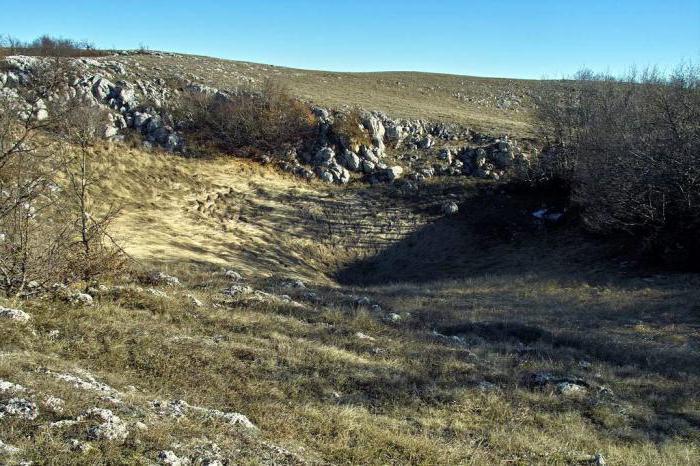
1, 54, 537, 186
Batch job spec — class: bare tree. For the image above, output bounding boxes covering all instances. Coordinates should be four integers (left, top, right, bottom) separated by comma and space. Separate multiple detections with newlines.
533, 64, 700, 267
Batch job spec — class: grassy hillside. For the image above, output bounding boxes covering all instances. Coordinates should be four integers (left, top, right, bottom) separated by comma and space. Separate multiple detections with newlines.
112, 53, 545, 136
2, 145, 698, 464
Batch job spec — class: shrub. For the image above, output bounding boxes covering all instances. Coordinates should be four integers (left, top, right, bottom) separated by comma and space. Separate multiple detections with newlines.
0, 34, 108, 58
0, 59, 125, 296
173, 80, 316, 154
533, 65, 700, 268
330, 108, 371, 151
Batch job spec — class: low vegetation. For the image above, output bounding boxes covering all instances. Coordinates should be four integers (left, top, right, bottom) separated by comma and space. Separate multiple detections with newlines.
173, 80, 316, 155
0, 44, 698, 464
0, 34, 108, 58
0, 58, 124, 296
525, 65, 700, 269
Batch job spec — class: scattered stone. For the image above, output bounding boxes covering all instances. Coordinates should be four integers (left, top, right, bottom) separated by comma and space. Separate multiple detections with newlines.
158, 450, 191, 465
134, 421, 148, 431
148, 271, 181, 286
281, 278, 306, 289
69, 292, 94, 306
355, 297, 371, 306
0, 380, 27, 393
0, 439, 20, 454
224, 270, 243, 281
222, 285, 253, 297
144, 287, 167, 298
151, 399, 256, 430
0, 398, 38, 420
388, 313, 401, 321
0, 307, 31, 323
441, 201, 459, 215
50, 371, 121, 397
187, 294, 204, 307
42, 396, 65, 414
477, 381, 498, 392
355, 332, 376, 341
69, 439, 93, 453
557, 382, 587, 396
83, 408, 129, 441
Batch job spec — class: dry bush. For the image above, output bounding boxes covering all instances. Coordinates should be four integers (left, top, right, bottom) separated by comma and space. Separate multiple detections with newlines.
0, 34, 108, 58
533, 65, 700, 268
0, 60, 126, 295
173, 80, 316, 154
330, 108, 371, 150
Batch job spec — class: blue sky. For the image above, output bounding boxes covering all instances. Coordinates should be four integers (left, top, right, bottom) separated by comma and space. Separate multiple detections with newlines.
1, 0, 698, 79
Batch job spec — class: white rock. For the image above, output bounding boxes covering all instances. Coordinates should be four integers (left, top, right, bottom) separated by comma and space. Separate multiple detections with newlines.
0, 398, 38, 420
0, 307, 31, 323
384, 166, 404, 181
0, 380, 27, 393
83, 408, 129, 441
339, 150, 361, 171
147, 288, 168, 298
187, 295, 204, 307
70, 292, 94, 306
557, 382, 587, 396
0, 439, 20, 454
149, 271, 181, 286
355, 297, 371, 306
158, 450, 190, 465
355, 332, 376, 341
69, 438, 93, 453
224, 270, 243, 281
42, 396, 64, 414
51, 371, 120, 397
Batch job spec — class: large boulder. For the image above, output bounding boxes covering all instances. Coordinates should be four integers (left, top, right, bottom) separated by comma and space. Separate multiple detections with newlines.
361, 112, 386, 150
359, 145, 379, 163
328, 163, 351, 184
112, 83, 136, 108
338, 150, 361, 171
441, 201, 459, 215
312, 147, 335, 166
92, 77, 114, 101
361, 160, 376, 173
132, 111, 152, 129
384, 121, 406, 147
380, 166, 404, 182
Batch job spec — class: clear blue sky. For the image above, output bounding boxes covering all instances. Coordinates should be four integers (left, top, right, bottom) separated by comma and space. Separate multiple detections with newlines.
1, 0, 698, 79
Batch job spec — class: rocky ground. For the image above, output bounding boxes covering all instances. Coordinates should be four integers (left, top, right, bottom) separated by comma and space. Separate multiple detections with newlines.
1, 52, 542, 188
1, 51, 699, 465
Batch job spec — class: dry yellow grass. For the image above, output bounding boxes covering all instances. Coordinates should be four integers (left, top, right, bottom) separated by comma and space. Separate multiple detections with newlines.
107, 53, 546, 137
1, 145, 698, 464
